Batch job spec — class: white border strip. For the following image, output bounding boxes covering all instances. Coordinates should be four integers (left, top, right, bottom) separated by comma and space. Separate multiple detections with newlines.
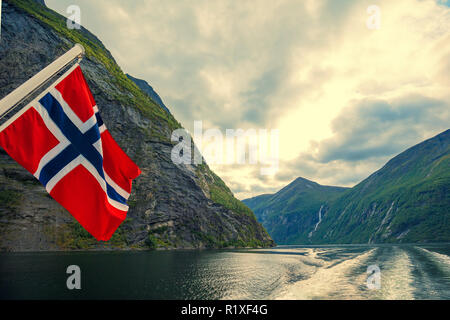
50, 88, 97, 134
33, 102, 71, 179
0, 44, 84, 118
0, 63, 80, 133
46, 154, 129, 212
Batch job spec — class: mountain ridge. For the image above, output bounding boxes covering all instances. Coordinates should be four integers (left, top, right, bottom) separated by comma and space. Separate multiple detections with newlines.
126, 74, 171, 115
244, 129, 450, 244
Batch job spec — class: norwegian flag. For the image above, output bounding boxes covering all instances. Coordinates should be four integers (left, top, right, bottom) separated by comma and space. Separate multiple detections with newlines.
0, 65, 141, 241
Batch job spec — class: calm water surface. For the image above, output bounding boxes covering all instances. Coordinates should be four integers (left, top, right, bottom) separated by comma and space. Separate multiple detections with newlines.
0, 244, 449, 299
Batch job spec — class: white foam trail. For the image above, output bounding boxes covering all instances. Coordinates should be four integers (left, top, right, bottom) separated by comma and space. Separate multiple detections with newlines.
276, 248, 377, 300
417, 247, 450, 273
370, 247, 415, 300
225, 248, 321, 300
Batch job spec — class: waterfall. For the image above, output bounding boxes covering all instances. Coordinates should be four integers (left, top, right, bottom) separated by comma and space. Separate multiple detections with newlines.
308, 205, 324, 238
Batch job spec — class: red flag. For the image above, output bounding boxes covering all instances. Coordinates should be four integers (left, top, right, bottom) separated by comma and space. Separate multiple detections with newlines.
0, 65, 141, 241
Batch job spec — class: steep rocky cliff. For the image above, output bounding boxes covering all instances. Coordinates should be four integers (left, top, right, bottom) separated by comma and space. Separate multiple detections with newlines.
0, 0, 273, 251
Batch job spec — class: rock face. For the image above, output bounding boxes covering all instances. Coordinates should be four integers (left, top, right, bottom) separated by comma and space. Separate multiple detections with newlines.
0, 1, 274, 251
245, 130, 450, 244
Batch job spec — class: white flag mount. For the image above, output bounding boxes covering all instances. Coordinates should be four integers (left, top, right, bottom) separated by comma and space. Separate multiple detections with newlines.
0, 43, 85, 119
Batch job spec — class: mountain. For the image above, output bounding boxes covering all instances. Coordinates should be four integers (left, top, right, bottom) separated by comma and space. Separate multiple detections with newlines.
126, 74, 171, 115
316, 129, 450, 244
243, 178, 348, 244
244, 129, 450, 244
0, 0, 273, 251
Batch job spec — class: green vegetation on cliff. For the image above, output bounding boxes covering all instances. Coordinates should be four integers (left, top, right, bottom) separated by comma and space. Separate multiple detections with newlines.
312, 129, 450, 244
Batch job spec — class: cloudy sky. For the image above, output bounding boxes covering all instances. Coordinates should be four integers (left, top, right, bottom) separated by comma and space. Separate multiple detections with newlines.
46, 0, 450, 199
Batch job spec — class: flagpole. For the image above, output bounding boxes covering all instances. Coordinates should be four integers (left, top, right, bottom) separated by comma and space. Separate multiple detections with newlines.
0, 43, 85, 118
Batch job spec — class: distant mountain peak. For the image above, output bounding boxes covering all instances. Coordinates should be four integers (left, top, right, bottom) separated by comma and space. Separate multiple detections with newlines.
291, 177, 320, 187
293, 176, 317, 184
126, 74, 171, 115
281, 177, 347, 195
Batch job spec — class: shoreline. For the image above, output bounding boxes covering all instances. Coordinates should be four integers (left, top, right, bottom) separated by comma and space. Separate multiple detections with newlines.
2, 242, 449, 254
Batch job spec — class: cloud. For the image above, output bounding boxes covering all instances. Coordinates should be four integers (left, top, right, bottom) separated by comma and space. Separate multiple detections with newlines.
45, 0, 450, 200
270, 94, 450, 191
314, 95, 450, 163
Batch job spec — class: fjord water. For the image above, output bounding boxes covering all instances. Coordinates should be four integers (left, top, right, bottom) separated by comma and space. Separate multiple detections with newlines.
0, 244, 449, 300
